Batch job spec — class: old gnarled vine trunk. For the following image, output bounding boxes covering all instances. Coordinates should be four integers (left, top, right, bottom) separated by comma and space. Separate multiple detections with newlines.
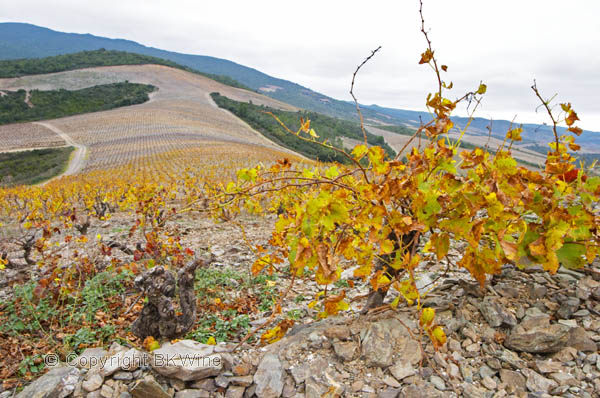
131, 258, 203, 340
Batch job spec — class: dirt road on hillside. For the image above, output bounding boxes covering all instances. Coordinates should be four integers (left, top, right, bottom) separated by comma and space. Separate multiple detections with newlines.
34, 122, 87, 177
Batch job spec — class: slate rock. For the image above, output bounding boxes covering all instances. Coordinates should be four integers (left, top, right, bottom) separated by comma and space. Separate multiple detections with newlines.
567, 327, 597, 352
332, 340, 358, 361
499, 369, 526, 391
151, 340, 222, 381
504, 319, 571, 353
362, 321, 395, 368
130, 375, 172, 398
479, 297, 517, 327
521, 368, 558, 393
175, 390, 210, 398
253, 353, 284, 398
225, 386, 246, 398
557, 298, 580, 319
389, 361, 415, 381
16, 366, 80, 398
377, 388, 400, 398
82, 373, 104, 392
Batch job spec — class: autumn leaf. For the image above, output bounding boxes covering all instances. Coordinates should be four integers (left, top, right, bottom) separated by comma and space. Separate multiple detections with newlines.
431, 326, 447, 348
420, 307, 435, 326
419, 48, 434, 64
260, 319, 295, 345
565, 109, 579, 126
143, 336, 160, 352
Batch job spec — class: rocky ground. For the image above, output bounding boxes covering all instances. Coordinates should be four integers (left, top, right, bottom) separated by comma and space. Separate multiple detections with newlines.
1, 215, 600, 398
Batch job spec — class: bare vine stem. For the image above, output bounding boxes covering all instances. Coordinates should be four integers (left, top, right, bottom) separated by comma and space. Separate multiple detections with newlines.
350, 46, 382, 145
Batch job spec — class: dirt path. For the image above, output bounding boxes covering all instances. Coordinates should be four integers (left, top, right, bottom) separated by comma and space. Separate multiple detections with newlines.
33, 122, 88, 178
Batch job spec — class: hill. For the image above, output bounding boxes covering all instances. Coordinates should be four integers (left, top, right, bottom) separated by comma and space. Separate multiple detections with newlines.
0, 64, 302, 173
0, 23, 409, 125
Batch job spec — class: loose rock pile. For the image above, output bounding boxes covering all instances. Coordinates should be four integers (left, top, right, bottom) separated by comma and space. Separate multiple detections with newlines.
5, 263, 600, 398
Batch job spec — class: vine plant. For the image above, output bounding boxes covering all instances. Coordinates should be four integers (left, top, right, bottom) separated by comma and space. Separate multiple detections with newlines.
209, 0, 600, 347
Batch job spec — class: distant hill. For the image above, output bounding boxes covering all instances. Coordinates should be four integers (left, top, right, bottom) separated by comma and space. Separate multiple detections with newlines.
0, 23, 388, 123
1, 22, 598, 149
364, 104, 600, 150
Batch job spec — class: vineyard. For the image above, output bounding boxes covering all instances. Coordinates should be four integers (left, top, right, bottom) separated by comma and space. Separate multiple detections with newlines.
1, 12, 600, 398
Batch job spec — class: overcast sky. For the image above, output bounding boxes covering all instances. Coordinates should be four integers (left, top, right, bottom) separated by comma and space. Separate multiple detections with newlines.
2, 0, 600, 131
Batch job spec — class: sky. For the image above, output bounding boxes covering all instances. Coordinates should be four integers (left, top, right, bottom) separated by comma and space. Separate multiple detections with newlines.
2, 0, 600, 131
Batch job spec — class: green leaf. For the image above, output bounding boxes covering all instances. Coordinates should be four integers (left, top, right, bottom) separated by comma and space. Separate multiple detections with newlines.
351, 144, 368, 159
325, 166, 340, 179
556, 243, 586, 269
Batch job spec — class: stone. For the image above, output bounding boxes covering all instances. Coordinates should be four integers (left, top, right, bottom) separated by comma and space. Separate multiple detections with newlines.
496, 349, 526, 369
567, 327, 597, 352
478, 365, 496, 379
479, 297, 517, 327
225, 386, 245, 398
130, 376, 172, 398
82, 373, 104, 392
429, 375, 446, 391
520, 307, 550, 327
362, 321, 395, 368
494, 284, 519, 298
378, 388, 400, 398
481, 376, 496, 390
530, 283, 547, 299
396, 336, 422, 365
71, 348, 108, 369
289, 356, 327, 385
521, 368, 558, 393
227, 376, 254, 387
190, 379, 216, 392
175, 389, 209, 398
16, 366, 80, 398
549, 371, 577, 386
535, 360, 562, 374
170, 379, 186, 392
557, 298, 580, 319
305, 377, 328, 398
254, 353, 284, 398
151, 340, 222, 381
281, 378, 295, 398
99, 350, 125, 377
215, 375, 229, 388
389, 361, 415, 381
462, 384, 486, 398
323, 325, 351, 341
400, 384, 441, 398
112, 371, 133, 381
383, 376, 401, 388
332, 340, 358, 361
499, 369, 526, 391
232, 363, 252, 376
504, 319, 571, 353
108, 342, 127, 355
120, 348, 147, 371
99, 384, 113, 398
